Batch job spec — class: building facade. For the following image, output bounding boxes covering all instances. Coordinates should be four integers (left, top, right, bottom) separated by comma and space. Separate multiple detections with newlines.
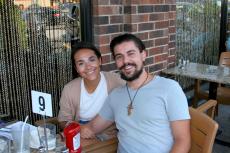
92, 0, 176, 73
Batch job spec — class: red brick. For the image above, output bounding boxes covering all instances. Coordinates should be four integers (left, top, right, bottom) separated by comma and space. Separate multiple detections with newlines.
149, 29, 168, 38
93, 0, 109, 5
155, 37, 169, 46
170, 34, 175, 41
95, 25, 122, 35
149, 63, 164, 72
125, 0, 165, 4
138, 5, 154, 13
97, 35, 110, 45
110, 0, 122, 5
164, 13, 169, 20
102, 54, 111, 63
149, 46, 164, 55
145, 57, 154, 65
154, 53, 168, 63
168, 41, 175, 48
169, 5, 176, 11
125, 14, 150, 23
154, 5, 169, 12
124, 15, 131, 23
101, 62, 117, 71
131, 14, 149, 23
124, 24, 138, 32
93, 6, 99, 15
94, 16, 109, 25
110, 33, 123, 40
167, 62, 176, 68
124, 5, 137, 14
135, 32, 149, 41
123, 0, 139, 5
168, 11, 176, 19
165, 0, 176, 4
143, 39, 154, 48
155, 21, 169, 29
99, 45, 110, 54
169, 48, 176, 55
169, 19, 175, 26
149, 13, 164, 21
97, 6, 121, 15
110, 15, 123, 24
169, 27, 176, 33
167, 55, 176, 63
138, 23, 154, 31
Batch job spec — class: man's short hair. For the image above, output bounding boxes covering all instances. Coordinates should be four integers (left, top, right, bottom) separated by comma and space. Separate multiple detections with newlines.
110, 33, 146, 58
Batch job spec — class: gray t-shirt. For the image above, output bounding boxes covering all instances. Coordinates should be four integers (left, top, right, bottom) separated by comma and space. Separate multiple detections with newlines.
99, 76, 190, 153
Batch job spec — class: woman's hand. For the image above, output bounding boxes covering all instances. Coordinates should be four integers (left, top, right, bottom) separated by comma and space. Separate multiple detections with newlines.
80, 124, 95, 139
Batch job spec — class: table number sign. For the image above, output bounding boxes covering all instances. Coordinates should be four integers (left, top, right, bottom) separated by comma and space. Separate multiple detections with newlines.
31, 90, 53, 117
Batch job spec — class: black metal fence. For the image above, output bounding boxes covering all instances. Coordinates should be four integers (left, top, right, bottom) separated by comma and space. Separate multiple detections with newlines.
0, 1, 81, 123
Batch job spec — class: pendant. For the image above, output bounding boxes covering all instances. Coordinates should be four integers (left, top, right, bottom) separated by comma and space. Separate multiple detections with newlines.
127, 103, 133, 116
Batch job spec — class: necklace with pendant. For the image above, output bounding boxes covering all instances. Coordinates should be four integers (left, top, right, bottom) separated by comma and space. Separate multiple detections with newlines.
126, 74, 149, 116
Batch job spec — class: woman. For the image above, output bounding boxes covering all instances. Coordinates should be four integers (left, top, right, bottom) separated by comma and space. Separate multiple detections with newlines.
58, 42, 124, 130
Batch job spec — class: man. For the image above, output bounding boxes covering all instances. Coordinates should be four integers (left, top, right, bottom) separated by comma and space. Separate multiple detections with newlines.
81, 33, 191, 153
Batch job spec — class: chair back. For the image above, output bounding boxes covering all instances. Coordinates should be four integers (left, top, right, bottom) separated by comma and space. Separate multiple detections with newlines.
217, 52, 230, 106
189, 107, 218, 153
219, 52, 230, 67
196, 100, 217, 119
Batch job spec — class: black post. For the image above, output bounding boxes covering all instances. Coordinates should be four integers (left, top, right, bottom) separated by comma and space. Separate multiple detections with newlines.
219, 0, 228, 55
80, 0, 93, 43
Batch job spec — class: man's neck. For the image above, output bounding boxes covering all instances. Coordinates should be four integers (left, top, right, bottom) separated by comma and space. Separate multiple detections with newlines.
127, 71, 148, 90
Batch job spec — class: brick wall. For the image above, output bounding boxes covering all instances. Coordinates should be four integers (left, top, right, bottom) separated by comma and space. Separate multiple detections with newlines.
92, 0, 176, 73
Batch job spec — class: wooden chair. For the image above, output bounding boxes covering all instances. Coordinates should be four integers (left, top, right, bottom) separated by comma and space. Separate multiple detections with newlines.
216, 52, 230, 114
196, 99, 217, 119
193, 51, 230, 108
189, 100, 219, 153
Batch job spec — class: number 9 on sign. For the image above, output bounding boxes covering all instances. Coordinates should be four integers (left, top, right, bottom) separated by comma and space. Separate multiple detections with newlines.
31, 90, 53, 117
38, 96, 45, 111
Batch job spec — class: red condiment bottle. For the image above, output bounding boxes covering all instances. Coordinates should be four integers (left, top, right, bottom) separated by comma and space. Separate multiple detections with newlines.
64, 122, 81, 153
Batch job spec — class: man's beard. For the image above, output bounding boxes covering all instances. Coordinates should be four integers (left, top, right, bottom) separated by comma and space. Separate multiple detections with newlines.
119, 63, 143, 81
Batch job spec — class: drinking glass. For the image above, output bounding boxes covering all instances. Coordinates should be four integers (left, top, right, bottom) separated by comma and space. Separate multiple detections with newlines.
38, 123, 56, 151
11, 123, 30, 153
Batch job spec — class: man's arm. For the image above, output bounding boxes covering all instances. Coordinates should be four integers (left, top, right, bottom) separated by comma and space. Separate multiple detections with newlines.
81, 114, 113, 139
170, 120, 191, 153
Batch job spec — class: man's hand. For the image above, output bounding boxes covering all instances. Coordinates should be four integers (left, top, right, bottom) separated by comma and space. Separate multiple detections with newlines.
80, 115, 114, 139
80, 124, 96, 139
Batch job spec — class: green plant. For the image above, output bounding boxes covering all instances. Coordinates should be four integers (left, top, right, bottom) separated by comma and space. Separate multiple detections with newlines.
0, 0, 27, 49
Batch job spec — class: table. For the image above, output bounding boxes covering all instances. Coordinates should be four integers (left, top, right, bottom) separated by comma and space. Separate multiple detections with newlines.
31, 135, 118, 153
162, 62, 230, 107
162, 62, 230, 146
81, 137, 118, 153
